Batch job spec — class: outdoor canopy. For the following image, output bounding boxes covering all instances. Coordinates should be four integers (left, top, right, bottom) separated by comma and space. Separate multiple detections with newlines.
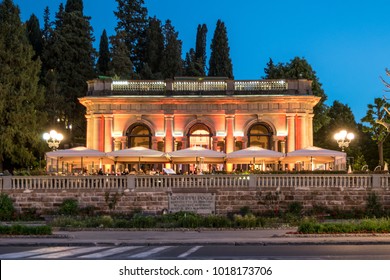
282, 146, 346, 170
106, 146, 169, 163
226, 146, 284, 164
45, 146, 113, 170
167, 146, 226, 163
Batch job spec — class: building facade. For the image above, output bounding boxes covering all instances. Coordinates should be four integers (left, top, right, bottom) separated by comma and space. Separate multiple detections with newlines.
79, 77, 320, 172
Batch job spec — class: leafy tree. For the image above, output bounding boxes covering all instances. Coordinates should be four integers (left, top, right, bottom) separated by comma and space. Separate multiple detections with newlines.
361, 97, 390, 168
43, 0, 96, 145
208, 19, 233, 78
0, 0, 46, 172
263, 57, 329, 135
160, 19, 182, 79
113, 0, 148, 72
25, 14, 43, 61
96, 29, 111, 76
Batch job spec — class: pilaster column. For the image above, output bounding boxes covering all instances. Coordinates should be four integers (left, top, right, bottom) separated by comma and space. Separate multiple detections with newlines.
86, 115, 93, 148
104, 115, 113, 152
286, 114, 296, 152
297, 114, 307, 149
164, 115, 174, 168
164, 115, 174, 153
308, 114, 314, 146
92, 115, 102, 151
225, 115, 235, 172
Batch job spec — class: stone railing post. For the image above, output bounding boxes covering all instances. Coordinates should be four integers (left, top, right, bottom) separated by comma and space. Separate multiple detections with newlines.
372, 174, 382, 189
127, 175, 135, 190
1, 176, 12, 189
249, 175, 257, 188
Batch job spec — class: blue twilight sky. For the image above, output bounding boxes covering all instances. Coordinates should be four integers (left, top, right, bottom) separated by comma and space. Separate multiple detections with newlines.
13, 0, 390, 122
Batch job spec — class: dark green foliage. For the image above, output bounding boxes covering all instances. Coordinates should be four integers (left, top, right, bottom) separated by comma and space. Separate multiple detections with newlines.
142, 16, 164, 78
361, 97, 390, 168
0, 224, 52, 235
0, 0, 46, 172
58, 198, 79, 216
113, 0, 148, 72
194, 24, 208, 76
365, 193, 383, 218
208, 19, 233, 78
0, 193, 15, 221
287, 202, 303, 216
42, 0, 96, 145
96, 29, 111, 75
25, 14, 43, 60
160, 19, 182, 79
298, 218, 390, 234
104, 191, 122, 211
263, 57, 328, 135
109, 34, 135, 79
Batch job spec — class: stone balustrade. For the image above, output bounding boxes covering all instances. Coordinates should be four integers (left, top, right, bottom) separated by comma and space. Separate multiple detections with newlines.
1, 174, 387, 191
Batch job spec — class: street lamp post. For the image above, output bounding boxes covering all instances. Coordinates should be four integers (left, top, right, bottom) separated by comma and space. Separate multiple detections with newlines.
334, 130, 354, 152
43, 130, 64, 151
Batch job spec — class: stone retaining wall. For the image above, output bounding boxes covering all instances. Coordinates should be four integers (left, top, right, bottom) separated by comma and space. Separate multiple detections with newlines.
2, 187, 390, 215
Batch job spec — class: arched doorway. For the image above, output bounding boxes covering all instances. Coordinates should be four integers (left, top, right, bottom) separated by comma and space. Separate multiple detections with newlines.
126, 123, 152, 149
188, 123, 212, 149
248, 123, 273, 149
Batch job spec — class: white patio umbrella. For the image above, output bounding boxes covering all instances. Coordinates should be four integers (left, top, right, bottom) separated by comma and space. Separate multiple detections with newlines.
45, 146, 112, 172
282, 146, 346, 170
107, 146, 169, 172
167, 146, 226, 163
226, 146, 284, 164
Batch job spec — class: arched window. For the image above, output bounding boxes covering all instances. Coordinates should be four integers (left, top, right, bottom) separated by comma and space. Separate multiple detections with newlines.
248, 123, 272, 149
188, 123, 212, 149
126, 124, 152, 148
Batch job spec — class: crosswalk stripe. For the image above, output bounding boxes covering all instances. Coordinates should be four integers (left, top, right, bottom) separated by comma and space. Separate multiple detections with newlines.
178, 246, 203, 258
0, 247, 78, 259
29, 246, 108, 259
129, 246, 172, 258
79, 246, 142, 258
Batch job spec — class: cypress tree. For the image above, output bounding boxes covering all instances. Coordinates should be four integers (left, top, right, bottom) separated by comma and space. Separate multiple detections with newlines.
0, 0, 45, 172
143, 16, 164, 79
113, 0, 148, 73
26, 14, 43, 61
208, 19, 233, 78
194, 24, 207, 76
97, 29, 111, 76
109, 34, 135, 79
160, 19, 182, 79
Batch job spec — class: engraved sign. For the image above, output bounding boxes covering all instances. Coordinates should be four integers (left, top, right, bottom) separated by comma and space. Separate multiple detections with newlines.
168, 193, 215, 214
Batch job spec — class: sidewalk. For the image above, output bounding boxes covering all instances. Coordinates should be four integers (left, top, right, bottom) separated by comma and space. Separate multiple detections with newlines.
1, 228, 390, 246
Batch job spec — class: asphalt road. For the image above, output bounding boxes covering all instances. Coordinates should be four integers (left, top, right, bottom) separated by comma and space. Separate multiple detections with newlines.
1, 244, 390, 260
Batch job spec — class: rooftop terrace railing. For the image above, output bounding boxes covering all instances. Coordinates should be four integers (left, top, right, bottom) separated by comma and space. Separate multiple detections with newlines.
2, 174, 388, 192
85, 78, 309, 96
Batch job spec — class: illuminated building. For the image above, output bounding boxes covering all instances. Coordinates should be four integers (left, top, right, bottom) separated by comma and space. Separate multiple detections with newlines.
79, 77, 320, 172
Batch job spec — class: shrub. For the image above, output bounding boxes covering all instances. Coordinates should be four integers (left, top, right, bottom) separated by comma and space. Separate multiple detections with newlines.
0, 193, 15, 221
58, 198, 79, 216
0, 224, 52, 235
366, 193, 383, 218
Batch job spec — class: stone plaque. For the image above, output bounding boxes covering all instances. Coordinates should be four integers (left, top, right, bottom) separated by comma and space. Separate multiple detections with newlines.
168, 193, 215, 214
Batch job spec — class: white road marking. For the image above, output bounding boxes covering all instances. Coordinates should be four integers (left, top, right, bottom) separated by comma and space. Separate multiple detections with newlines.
129, 246, 172, 258
0, 247, 78, 259
29, 246, 108, 259
79, 246, 142, 258
178, 246, 203, 258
